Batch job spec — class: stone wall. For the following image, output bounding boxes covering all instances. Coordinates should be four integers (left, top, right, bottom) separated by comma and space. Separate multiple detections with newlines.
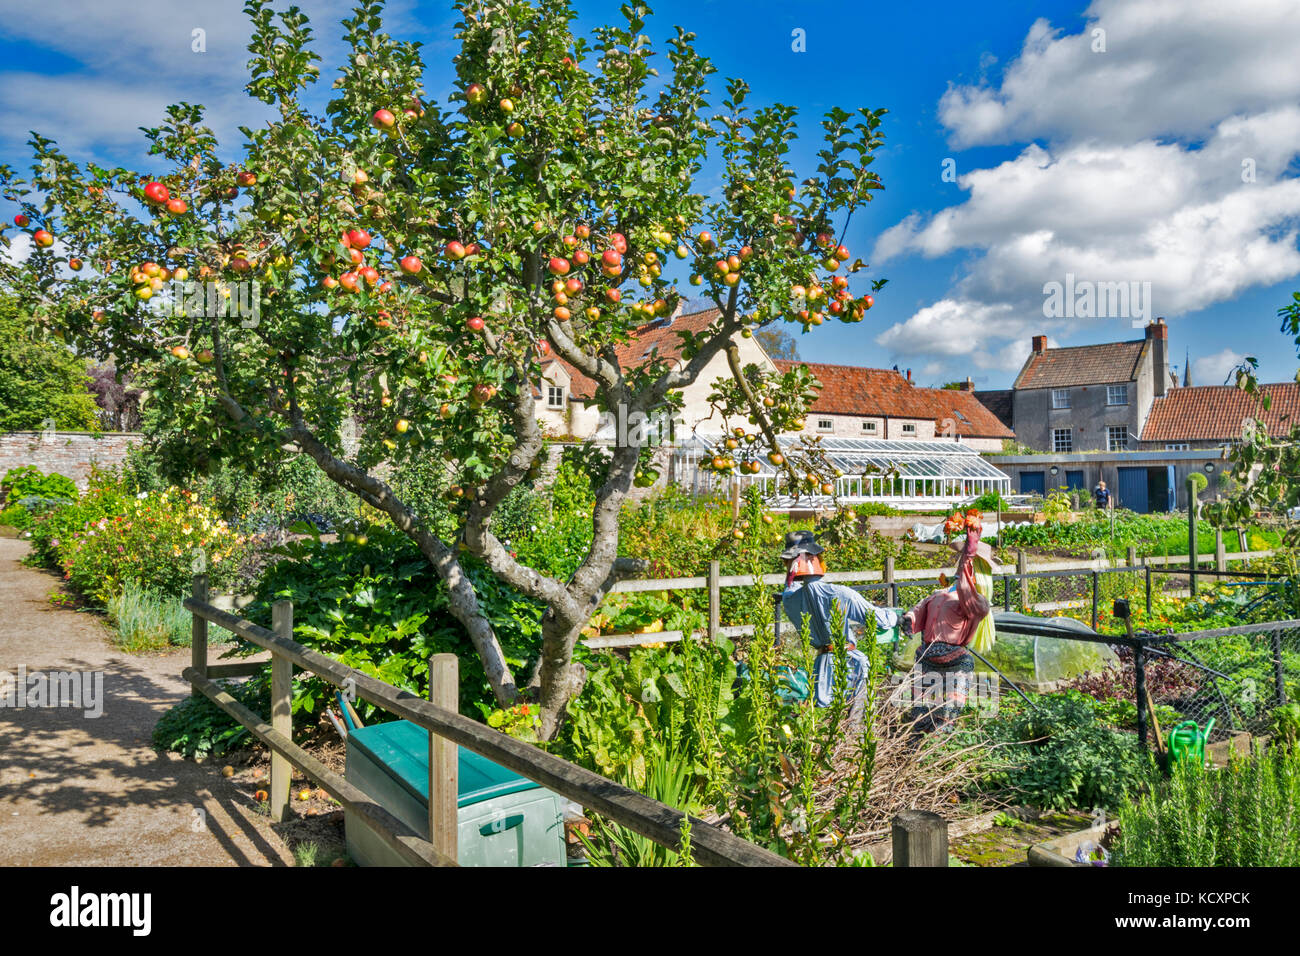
0, 432, 143, 490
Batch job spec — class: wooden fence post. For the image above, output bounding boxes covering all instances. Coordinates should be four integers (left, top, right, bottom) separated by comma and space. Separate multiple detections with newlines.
708, 560, 720, 641
269, 600, 293, 823
1186, 477, 1198, 597
892, 810, 948, 867
1017, 549, 1029, 611
191, 574, 208, 699
884, 555, 896, 608
428, 653, 459, 863
1238, 528, 1248, 554
1215, 529, 1226, 573
1126, 545, 1137, 568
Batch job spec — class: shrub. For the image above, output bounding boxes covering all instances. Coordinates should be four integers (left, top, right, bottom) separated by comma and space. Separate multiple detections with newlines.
1114, 744, 1300, 866
107, 581, 192, 651
975, 690, 1156, 811
238, 527, 545, 719
970, 490, 1008, 513
152, 680, 269, 759
0, 298, 101, 431
27, 470, 247, 605
2, 466, 78, 505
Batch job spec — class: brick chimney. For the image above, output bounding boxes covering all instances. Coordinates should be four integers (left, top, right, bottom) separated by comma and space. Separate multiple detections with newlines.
1145, 317, 1169, 397
1032, 334, 1048, 353
905, 368, 912, 383
960, 376, 974, 391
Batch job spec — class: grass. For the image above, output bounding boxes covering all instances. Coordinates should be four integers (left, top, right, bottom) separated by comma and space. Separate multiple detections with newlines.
106, 581, 191, 651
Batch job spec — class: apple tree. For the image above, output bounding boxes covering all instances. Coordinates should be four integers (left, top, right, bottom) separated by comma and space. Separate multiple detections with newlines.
0, 0, 887, 737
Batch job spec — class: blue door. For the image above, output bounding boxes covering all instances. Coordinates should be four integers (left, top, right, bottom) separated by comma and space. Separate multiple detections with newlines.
1065, 470, 1086, 491
1166, 464, 1177, 511
1117, 467, 1148, 513
1020, 471, 1045, 495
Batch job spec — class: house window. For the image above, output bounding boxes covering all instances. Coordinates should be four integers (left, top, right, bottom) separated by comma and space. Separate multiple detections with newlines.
547, 385, 565, 409
1053, 428, 1073, 453
901, 422, 917, 435
861, 421, 877, 434
1107, 384, 1129, 405
1165, 443, 1189, 451
817, 418, 834, 432
1107, 426, 1129, 451
1052, 389, 1070, 409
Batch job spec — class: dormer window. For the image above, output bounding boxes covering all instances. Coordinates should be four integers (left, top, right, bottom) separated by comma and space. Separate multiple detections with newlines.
547, 385, 565, 409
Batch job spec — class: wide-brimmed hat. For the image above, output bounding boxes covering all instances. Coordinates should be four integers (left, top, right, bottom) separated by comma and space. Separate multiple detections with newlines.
950, 533, 998, 569
780, 530, 824, 561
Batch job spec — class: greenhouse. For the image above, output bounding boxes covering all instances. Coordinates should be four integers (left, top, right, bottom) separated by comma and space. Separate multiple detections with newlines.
670, 435, 1012, 510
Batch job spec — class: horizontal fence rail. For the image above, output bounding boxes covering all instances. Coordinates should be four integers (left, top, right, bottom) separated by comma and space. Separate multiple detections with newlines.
184, 583, 791, 868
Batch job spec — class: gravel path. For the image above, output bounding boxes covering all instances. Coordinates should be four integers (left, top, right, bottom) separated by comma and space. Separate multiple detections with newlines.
0, 536, 292, 866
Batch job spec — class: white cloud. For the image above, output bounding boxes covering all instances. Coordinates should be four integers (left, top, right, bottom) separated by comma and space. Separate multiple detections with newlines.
1192, 348, 1247, 386
873, 0, 1300, 382
939, 0, 1300, 148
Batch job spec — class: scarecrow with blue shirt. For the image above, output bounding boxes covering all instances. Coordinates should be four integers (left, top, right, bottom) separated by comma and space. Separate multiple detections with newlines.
779, 530, 898, 712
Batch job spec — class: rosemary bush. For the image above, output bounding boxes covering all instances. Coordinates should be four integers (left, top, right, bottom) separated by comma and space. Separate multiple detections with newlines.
1114, 744, 1300, 866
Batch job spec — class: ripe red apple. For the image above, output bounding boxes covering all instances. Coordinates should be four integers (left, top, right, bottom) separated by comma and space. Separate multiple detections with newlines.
537, 340, 551, 356
339, 272, 360, 292
33, 229, 54, 248
835, 244, 850, 261
467, 316, 485, 332
575, 224, 590, 239
171, 346, 190, 360
360, 266, 380, 286
166, 198, 188, 214
464, 242, 480, 257
13, 214, 28, 227
499, 98, 514, 113
378, 281, 392, 293
237, 171, 257, 187
466, 83, 487, 105
224, 186, 239, 200
348, 248, 365, 265
562, 235, 578, 249
321, 275, 339, 289
862, 294, 874, 309
727, 254, 742, 272
573, 249, 589, 265
68, 258, 82, 271
605, 288, 621, 304
195, 348, 214, 364
439, 404, 454, 420
698, 231, 714, 249
371, 109, 396, 129
610, 232, 628, 253
471, 383, 497, 404
739, 245, 753, 261
230, 257, 251, 273
506, 121, 524, 137
399, 255, 422, 274
602, 249, 622, 269
445, 240, 466, 260
548, 257, 570, 276
554, 306, 571, 321
143, 182, 169, 204
564, 277, 583, 294
347, 228, 372, 249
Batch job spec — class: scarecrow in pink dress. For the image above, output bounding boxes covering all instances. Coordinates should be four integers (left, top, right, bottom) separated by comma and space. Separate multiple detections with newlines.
901, 510, 992, 731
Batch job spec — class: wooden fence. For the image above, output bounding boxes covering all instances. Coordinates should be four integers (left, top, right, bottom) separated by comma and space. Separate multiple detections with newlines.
183, 575, 792, 867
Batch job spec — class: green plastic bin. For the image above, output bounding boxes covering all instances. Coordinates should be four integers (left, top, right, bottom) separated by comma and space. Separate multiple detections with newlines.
344, 719, 566, 867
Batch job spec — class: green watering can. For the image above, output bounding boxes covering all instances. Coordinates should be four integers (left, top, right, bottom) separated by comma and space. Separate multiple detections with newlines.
1166, 718, 1214, 768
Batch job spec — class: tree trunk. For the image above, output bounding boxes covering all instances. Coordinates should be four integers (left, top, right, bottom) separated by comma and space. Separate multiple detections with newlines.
432, 552, 518, 707
534, 607, 590, 740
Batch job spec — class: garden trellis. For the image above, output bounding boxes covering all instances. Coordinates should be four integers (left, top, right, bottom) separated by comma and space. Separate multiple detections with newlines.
670, 436, 1011, 510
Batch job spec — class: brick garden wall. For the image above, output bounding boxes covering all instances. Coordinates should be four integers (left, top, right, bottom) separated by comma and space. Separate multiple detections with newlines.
0, 431, 143, 490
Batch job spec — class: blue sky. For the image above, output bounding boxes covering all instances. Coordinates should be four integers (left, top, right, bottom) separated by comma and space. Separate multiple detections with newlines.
3, 0, 1299, 389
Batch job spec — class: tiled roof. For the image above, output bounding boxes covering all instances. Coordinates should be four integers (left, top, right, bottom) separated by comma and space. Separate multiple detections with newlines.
1013, 339, 1148, 390
774, 361, 1014, 439
548, 307, 724, 402
974, 389, 1014, 430
1140, 384, 1300, 442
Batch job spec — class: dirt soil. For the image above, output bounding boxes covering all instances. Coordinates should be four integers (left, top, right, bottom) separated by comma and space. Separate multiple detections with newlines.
0, 536, 302, 866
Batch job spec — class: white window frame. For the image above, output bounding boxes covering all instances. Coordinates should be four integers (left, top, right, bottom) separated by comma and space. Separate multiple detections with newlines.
1053, 428, 1073, 453
1107, 426, 1129, 451
901, 422, 917, 435
1165, 443, 1189, 451
1107, 384, 1129, 406
1051, 388, 1070, 409
547, 385, 565, 409
861, 420, 877, 434
816, 418, 834, 432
